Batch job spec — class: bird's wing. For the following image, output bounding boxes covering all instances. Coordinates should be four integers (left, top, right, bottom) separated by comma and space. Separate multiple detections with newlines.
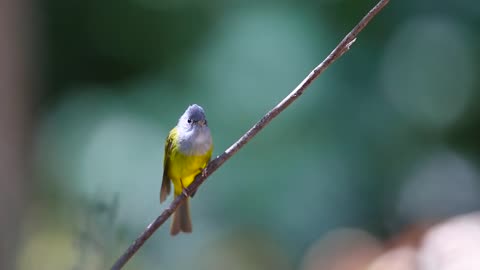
160, 127, 176, 203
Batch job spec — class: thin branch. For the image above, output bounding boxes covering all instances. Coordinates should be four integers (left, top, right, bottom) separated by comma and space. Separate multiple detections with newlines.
110, 0, 389, 269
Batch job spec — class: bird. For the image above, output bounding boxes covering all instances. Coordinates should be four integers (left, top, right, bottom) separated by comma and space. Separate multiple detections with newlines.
160, 104, 213, 235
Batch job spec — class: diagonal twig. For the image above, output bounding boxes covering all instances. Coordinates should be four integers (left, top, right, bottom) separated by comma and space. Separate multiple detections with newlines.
110, 0, 389, 269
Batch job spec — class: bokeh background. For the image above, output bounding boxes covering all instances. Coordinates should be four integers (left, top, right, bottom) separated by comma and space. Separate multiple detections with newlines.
1, 0, 480, 269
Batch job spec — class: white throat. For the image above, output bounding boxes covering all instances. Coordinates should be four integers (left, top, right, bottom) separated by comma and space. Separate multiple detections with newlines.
177, 126, 212, 155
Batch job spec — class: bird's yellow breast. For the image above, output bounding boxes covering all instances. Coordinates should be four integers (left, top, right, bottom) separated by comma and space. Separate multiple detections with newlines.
167, 138, 212, 195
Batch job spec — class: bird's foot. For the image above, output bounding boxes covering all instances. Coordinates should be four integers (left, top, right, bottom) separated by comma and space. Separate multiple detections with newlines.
180, 179, 189, 197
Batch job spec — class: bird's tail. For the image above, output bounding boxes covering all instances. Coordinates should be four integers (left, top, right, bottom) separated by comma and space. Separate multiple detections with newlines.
170, 198, 192, 235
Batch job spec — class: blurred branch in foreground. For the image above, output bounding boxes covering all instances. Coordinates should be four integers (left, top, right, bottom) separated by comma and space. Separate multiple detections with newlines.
0, 0, 32, 269
111, 0, 390, 269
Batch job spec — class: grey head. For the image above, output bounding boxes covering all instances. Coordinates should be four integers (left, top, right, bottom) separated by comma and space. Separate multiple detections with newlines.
177, 104, 212, 155
178, 104, 208, 131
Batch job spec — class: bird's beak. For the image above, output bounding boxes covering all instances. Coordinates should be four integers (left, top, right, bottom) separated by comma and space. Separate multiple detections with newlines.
197, 120, 206, 127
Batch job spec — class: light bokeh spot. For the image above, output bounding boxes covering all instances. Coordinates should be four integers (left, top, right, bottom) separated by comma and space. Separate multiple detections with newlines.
381, 17, 475, 129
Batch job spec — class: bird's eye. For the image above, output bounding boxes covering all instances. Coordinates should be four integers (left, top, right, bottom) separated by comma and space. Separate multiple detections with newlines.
204, 120, 208, 125
187, 119, 192, 123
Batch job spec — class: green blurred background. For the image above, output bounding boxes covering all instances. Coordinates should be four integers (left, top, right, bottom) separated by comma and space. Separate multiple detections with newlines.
1, 0, 479, 269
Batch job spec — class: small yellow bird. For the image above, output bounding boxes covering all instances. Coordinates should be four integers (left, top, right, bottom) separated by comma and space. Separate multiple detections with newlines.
160, 104, 213, 235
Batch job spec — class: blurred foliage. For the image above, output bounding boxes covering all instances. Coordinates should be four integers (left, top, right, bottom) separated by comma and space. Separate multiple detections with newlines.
17, 0, 480, 269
